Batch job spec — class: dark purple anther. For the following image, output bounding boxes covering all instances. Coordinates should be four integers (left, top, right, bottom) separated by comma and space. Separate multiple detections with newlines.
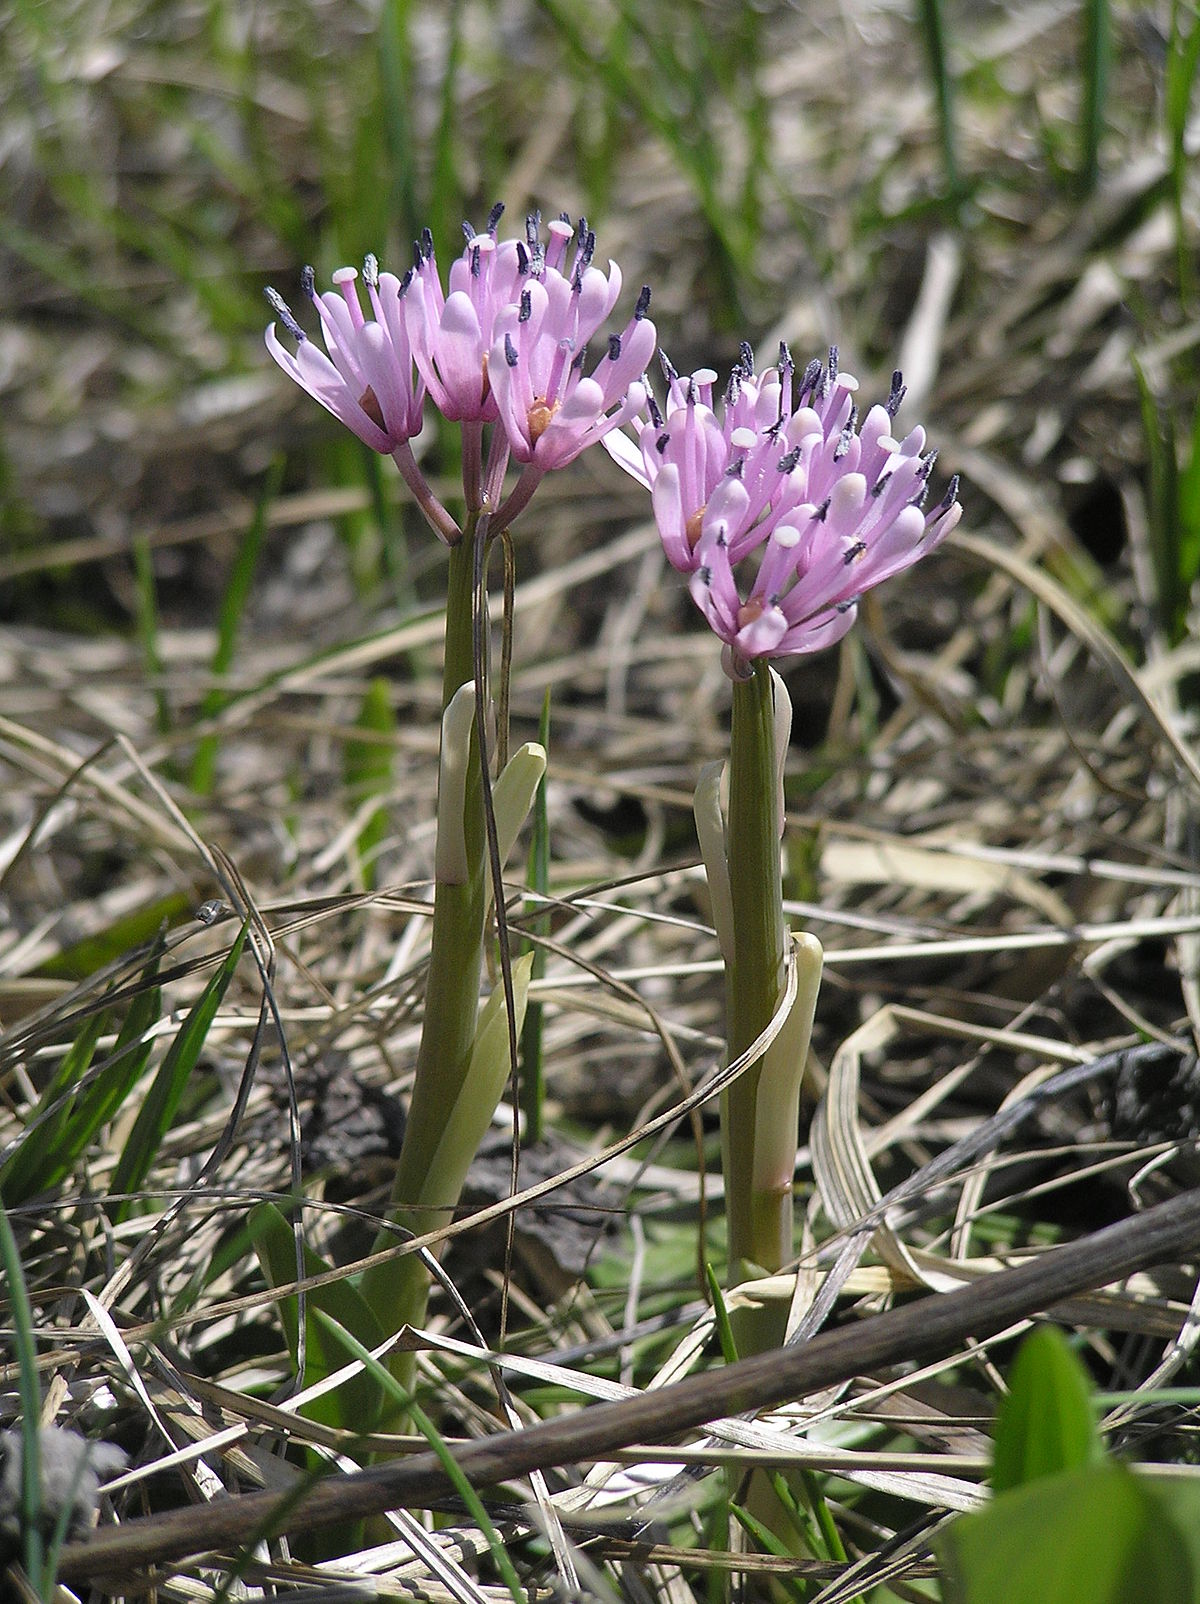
265, 288, 306, 342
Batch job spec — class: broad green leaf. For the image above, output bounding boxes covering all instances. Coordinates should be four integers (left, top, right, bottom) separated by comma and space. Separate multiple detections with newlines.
939, 1463, 1191, 1604
110, 922, 248, 1221
491, 742, 547, 872
992, 1326, 1099, 1492
421, 953, 533, 1211
249, 1202, 387, 1435
1147, 1474, 1200, 1584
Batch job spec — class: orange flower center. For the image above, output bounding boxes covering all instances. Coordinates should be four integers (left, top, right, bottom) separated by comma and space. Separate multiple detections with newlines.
736, 597, 766, 631
528, 399, 557, 441
686, 507, 706, 550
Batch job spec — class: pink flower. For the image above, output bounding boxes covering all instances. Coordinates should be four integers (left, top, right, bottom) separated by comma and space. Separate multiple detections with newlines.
606, 346, 961, 674
403, 204, 527, 423
488, 217, 657, 476
265, 258, 424, 452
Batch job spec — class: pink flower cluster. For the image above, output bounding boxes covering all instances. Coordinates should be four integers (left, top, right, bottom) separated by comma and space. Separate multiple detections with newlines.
604, 345, 961, 674
265, 207, 655, 538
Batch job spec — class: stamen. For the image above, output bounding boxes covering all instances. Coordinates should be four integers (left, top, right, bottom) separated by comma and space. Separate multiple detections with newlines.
362, 253, 379, 289
301, 265, 316, 300
686, 509, 706, 549
777, 447, 801, 474
471, 244, 481, 277
799, 359, 822, 402
519, 289, 532, 323
740, 340, 755, 372
828, 345, 839, 383
887, 370, 907, 418
872, 470, 893, 498
608, 333, 622, 361
265, 288, 306, 342
516, 242, 530, 274
486, 201, 505, 233
659, 351, 678, 384
814, 496, 831, 521
504, 334, 519, 368
646, 392, 664, 427
938, 473, 960, 511
635, 285, 651, 319
843, 540, 866, 564
656, 433, 670, 453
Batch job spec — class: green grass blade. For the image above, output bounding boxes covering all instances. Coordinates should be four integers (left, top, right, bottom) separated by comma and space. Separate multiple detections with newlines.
428, 0, 465, 264
110, 922, 249, 1221
132, 536, 172, 741
4, 937, 167, 1202
1079, 0, 1111, 194
191, 459, 282, 794
704, 1261, 739, 1365
534, 0, 750, 316
915, 0, 962, 213
1166, 0, 1200, 300
0, 1007, 108, 1204
344, 677, 396, 889
0, 1202, 47, 1593
519, 690, 551, 1141
377, 0, 421, 246
34, 892, 192, 981
249, 1202, 387, 1433
311, 1310, 526, 1604
1132, 355, 1184, 645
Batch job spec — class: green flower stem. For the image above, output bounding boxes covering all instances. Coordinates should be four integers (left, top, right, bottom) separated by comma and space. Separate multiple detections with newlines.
723, 662, 789, 1286
363, 528, 488, 1359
